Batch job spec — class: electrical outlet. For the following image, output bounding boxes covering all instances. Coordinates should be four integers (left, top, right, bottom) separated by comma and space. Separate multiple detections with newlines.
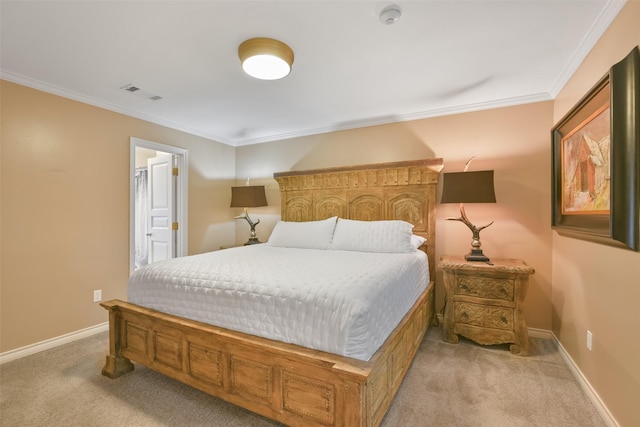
93, 289, 102, 303
586, 330, 593, 351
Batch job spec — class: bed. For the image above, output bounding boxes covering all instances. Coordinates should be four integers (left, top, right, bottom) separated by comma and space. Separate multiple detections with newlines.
101, 158, 443, 426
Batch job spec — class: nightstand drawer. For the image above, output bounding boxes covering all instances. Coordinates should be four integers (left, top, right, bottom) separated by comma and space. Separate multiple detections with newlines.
454, 302, 514, 331
455, 274, 514, 301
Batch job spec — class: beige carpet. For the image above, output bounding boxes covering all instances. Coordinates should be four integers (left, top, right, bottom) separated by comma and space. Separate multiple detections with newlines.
0, 326, 606, 426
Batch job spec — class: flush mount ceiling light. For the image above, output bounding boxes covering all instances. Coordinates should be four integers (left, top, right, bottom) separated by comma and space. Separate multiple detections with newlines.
238, 37, 294, 80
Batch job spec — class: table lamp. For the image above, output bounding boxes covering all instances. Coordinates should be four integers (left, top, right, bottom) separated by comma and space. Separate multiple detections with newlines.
230, 185, 268, 245
440, 167, 496, 262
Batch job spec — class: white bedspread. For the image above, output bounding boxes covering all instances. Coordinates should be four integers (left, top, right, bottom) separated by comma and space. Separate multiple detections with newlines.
128, 244, 430, 361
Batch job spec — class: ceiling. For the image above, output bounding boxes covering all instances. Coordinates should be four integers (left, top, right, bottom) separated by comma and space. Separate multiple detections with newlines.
0, 1, 625, 147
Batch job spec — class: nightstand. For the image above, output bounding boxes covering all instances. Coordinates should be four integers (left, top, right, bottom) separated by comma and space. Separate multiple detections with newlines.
219, 244, 249, 250
219, 243, 263, 250
439, 256, 535, 355
219, 244, 241, 250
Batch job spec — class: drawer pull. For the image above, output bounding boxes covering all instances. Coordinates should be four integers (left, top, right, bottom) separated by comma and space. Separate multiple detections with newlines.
460, 312, 469, 320
461, 284, 469, 291
500, 317, 508, 324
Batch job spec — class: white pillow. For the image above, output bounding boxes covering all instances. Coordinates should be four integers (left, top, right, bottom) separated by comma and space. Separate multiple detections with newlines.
330, 219, 416, 253
411, 234, 427, 249
267, 217, 337, 249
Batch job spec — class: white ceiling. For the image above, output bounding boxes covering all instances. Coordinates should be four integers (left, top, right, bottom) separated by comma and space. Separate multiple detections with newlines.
0, 1, 625, 146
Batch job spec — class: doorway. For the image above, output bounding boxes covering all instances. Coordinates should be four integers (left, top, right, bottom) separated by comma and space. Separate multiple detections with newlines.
130, 137, 188, 274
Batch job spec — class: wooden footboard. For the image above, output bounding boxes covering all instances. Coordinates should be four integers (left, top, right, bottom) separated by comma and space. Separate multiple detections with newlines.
101, 282, 434, 427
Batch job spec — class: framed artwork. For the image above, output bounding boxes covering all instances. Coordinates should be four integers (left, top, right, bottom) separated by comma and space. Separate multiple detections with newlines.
552, 46, 639, 251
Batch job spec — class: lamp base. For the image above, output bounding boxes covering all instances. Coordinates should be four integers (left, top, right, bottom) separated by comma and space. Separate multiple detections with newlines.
465, 249, 490, 262
244, 237, 262, 245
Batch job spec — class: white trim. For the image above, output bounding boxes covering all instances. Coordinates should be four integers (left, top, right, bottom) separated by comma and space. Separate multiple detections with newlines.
548, 0, 627, 98
527, 327, 553, 340
0, 71, 232, 145
432, 318, 617, 426
233, 93, 553, 146
550, 332, 620, 427
0, 0, 622, 151
130, 137, 189, 275
0, 319, 621, 426
0, 0, 622, 149
0, 322, 108, 365
0, 0, 622, 152
1, 71, 549, 148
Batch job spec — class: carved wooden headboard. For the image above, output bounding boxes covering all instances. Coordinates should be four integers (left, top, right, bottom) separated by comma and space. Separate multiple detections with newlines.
273, 158, 443, 280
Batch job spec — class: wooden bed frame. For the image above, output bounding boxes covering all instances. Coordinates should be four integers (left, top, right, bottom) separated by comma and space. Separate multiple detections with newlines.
102, 158, 443, 427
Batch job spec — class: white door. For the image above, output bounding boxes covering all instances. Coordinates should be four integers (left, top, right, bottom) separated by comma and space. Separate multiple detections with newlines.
147, 154, 174, 264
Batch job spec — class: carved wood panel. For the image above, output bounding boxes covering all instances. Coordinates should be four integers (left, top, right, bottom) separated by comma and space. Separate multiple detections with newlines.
388, 191, 427, 231
283, 196, 312, 221
350, 195, 384, 220
368, 361, 389, 424
230, 356, 273, 404
275, 159, 443, 280
315, 195, 347, 219
123, 320, 148, 357
282, 371, 335, 425
455, 274, 515, 301
188, 343, 223, 386
390, 340, 406, 391
454, 302, 514, 330
154, 331, 182, 370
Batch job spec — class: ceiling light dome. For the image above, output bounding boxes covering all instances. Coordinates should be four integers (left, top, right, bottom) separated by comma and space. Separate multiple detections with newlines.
238, 37, 294, 80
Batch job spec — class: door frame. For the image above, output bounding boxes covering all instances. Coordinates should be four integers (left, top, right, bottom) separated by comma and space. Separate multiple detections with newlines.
130, 137, 188, 274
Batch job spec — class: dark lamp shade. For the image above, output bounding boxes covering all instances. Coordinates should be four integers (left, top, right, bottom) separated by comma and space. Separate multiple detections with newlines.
230, 185, 267, 208
440, 171, 496, 204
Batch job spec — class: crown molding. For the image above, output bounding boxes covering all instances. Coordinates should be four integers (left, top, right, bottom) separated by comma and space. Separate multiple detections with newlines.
0, 70, 234, 146
2, 0, 626, 153
233, 92, 553, 146
549, 0, 627, 97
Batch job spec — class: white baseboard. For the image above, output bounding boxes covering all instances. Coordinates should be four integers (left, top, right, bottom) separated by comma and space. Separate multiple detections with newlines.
434, 315, 617, 426
527, 327, 553, 339
0, 318, 621, 426
550, 332, 620, 427
0, 322, 108, 365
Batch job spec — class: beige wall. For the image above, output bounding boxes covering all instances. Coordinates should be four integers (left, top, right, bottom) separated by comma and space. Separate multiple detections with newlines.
551, 2, 640, 426
0, 81, 236, 352
237, 101, 555, 331
236, 7, 640, 424
1, 3, 638, 424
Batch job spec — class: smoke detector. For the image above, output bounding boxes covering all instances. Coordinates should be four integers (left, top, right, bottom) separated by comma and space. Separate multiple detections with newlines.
379, 5, 401, 25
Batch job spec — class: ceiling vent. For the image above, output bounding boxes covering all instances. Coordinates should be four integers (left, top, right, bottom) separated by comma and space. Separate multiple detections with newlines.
120, 84, 162, 101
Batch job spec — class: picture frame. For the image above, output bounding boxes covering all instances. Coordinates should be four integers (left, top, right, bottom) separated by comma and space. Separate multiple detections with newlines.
552, 46, 639, 251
